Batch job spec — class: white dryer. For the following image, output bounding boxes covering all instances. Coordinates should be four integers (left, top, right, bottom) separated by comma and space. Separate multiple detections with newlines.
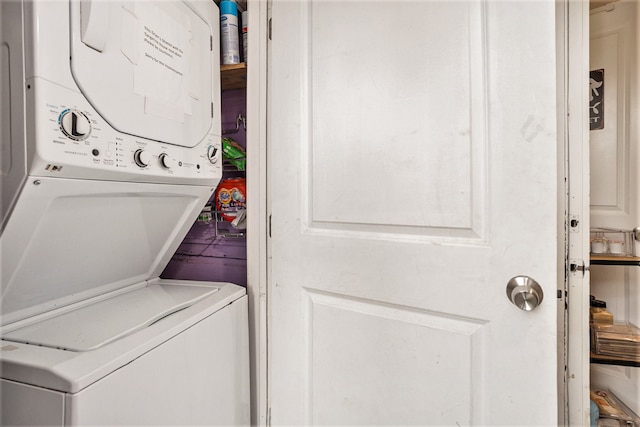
0, 0, 249, 425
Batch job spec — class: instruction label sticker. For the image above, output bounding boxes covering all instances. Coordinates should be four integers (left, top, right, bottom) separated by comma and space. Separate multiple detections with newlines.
133, 2, 190, 121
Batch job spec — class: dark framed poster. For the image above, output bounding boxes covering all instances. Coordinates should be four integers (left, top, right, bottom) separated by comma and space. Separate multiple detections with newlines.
590, 69, 604, 130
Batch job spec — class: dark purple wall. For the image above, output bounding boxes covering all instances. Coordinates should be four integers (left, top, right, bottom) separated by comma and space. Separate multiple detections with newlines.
161, 89, 247, 286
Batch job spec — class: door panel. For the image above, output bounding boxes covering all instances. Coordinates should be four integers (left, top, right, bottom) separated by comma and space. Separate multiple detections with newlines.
307, 1, 485, 236
307, 290, 486, 425
269, 1, 560, 424
589, 31, 625, 212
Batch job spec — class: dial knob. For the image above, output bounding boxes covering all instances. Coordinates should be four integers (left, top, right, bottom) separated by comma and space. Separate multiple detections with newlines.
207, 145, 218, 164
159, 153, 174, 169
134, 149, 151, 168
59, 109, 91, 141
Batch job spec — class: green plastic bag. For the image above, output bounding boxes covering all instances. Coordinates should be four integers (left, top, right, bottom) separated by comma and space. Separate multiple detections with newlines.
222, 137, 246, 171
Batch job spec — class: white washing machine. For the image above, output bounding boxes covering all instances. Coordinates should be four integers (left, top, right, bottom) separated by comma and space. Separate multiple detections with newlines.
0, 0, 249, 425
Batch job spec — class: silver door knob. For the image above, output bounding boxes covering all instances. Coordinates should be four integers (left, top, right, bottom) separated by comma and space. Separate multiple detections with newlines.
506, 276, 543, 311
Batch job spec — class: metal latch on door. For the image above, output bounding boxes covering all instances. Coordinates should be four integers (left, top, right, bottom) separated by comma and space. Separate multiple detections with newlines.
569, 259, 589, 277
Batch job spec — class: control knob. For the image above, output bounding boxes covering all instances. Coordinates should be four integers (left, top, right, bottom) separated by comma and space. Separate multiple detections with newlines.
59, 109, 91, 141
207, 145, 218, 164
134, 149, 151, 168
159, 153, 174, 169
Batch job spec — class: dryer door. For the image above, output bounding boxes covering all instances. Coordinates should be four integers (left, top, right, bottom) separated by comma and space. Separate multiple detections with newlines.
69, 0, 217, 148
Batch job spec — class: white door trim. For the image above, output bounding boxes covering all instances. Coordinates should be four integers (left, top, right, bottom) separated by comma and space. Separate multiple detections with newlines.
246, 0, 270, 425
564, 0, 591, 425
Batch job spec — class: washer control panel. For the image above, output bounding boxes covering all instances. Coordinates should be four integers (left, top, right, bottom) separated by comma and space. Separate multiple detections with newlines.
33, 81, 222, 185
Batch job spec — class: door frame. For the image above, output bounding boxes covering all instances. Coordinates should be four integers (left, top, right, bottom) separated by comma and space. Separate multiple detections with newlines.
245, 0, 270, 425
563, 0, 591, 425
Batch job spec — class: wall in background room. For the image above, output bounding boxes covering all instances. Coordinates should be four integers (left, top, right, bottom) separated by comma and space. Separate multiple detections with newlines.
162, 89, 248, 286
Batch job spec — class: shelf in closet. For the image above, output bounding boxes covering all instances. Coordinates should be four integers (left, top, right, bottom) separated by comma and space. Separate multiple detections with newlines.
589, 256, 640, 367
590, 255, 640, 266
590, 352, 640, 368
221, 63, 247, 90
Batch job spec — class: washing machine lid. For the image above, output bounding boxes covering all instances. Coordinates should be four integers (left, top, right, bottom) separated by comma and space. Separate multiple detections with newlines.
2, 282, 218, 351
0, 280, 246, 394
70, 0, 215, 147
0, 177, 213, 326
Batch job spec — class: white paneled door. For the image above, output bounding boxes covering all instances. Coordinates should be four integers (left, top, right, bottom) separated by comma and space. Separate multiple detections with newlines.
268, 1, 561, 425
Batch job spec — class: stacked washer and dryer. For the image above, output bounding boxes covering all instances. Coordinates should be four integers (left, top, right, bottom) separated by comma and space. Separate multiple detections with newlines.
1, 0, 249, 425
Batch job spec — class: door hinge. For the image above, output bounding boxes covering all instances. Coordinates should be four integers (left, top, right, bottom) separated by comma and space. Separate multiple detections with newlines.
211, 102, 214, 118
268, 18, 272, 40
268, 214, 272, 238
210, 35, 213, 51
267, 407, 272, 426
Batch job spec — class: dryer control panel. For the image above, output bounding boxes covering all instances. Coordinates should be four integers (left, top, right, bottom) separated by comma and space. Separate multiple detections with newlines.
30, 79, 222, 186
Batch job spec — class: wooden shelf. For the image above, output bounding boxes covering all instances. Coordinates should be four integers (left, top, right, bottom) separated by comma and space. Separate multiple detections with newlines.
590, 254, 640, 266
221, 63, 247, 90
591, 351, 640, 368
